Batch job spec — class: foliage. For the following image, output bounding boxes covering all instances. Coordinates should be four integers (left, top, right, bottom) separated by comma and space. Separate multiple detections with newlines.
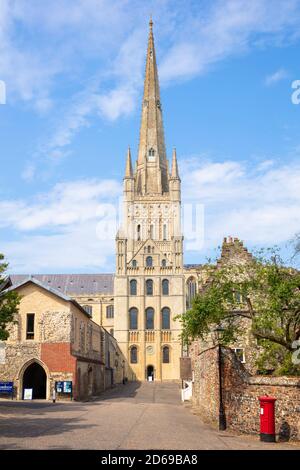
0, 254, 20, 340
178, 249, 300, 376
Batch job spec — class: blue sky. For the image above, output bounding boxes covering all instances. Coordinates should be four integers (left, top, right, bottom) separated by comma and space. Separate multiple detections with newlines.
0, 0, 300, 273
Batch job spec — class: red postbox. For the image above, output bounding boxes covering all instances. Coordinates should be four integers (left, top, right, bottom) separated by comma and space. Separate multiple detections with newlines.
259, 396, 277, 442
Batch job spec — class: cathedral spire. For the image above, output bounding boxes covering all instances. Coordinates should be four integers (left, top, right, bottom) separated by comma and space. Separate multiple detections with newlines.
171, 148, 180, 179
124, 146, 133, 178
135, 19, 169, 194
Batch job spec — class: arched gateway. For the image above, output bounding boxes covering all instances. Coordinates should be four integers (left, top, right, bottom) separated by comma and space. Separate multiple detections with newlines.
21, 360, 47, 399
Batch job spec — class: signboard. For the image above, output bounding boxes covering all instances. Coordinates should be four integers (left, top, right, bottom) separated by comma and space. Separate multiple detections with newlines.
55, 381, 64, 393
0, 381, 13, 394
180, 357, 192, 381
63, 381, 72, 394
55, 381, 72, 394
24, 388, 33, 400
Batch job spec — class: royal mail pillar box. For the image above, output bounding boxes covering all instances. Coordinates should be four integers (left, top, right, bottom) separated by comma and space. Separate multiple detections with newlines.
259, 396, 277, 442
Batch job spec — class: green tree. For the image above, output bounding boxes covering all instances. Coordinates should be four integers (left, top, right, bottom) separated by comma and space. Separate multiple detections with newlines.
179, 250, 300, 376
0, 254, 20, 340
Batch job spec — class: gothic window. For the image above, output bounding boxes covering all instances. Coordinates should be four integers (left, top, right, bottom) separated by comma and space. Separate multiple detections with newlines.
146, 279, 153, 296
137, 224, 141, 241
147, 245, 151, 253
146, 307, 154, 330
146, 256, 153, 267
150, 225, 154, 239
129, 308, 138, 330
148, 148, 155, 157
130, 346, 138, 364
161, 259, 167, 267
186, 277, 197, 309
163, 224, 167, 240
162, 279, 169, 296
130, 279, 137, 296
106, 305, 114, 319
161, 307, 170, 329
162, 346, 170, 363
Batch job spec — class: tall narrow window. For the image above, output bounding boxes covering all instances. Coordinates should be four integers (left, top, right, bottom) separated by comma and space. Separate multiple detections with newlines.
130, 346, 138, 364
129, 308, 138, 330
146, 256, 153, 267
163, 224, 167, 240
132, 259, 137, 268
147, 245, 151, 253
106, 305, 114, 319
137, 224, 141, 241
162, 279, 169, 296
186, 277, 197, 309
146, 307, 154, 330
26, 313, 35, 340
150, 225, 154, 239
162, 346, 170, 363
162, 307, 170, 330
130, 279, 137, 295
146, 279, 153, 296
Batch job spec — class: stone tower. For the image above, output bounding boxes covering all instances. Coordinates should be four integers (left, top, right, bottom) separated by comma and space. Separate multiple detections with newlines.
114, 19, 185, 381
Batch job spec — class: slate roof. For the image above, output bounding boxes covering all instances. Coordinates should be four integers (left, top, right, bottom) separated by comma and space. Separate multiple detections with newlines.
9, 274, 114, 296
4, 276, 92, 318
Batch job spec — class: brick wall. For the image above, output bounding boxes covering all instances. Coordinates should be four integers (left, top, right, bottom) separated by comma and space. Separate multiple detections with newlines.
191, 344, 300, 441
41, 343, 76, 373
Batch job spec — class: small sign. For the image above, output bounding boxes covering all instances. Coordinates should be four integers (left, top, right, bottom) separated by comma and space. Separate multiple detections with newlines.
55, 381, 64, 393
24, 388, 33, 400
0, 381, 13, 394
63, 381, 72, 394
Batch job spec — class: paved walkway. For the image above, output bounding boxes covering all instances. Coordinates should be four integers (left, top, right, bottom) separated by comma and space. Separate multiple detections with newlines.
0, 382, 298, 450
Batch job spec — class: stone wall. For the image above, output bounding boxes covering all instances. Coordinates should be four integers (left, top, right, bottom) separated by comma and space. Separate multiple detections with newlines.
191, 344, 300, 441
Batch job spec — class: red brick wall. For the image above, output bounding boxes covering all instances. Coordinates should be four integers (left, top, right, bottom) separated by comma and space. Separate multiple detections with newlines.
41, 342, 77, 374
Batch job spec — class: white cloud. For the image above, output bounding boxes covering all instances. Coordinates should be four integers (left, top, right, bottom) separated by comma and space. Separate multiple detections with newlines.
181, 157, 300, 248
2, 157, 300, 272
265, 69, 289, 86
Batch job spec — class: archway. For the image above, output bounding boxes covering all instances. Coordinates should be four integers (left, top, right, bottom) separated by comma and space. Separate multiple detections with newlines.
146, 365, 154, 381
22, 362, 47, 399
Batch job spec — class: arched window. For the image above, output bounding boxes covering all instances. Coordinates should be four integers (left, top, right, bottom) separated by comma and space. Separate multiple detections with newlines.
146, 279, 153, 296
129, 308, 138, 330
137, 224, 141, 241
146, 256, 153, 267
147, 245, 151, 253
146, 307, 154, 330
148, 148, 155, 157
130, 279, 137, 295
161, 259, 167, 267
130, 346, 138, 364
162, 346, 170, 363
83, 305, 93, 316
162, 279, 169, 296
186, 277, 197, 309
163, 224, 167, 240
106, 305, 114, 319
132, 259, 137, 268
162, 307, 170, 330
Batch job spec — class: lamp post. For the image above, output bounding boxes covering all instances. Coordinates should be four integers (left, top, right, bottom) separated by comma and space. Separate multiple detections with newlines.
214, 326, 227, 431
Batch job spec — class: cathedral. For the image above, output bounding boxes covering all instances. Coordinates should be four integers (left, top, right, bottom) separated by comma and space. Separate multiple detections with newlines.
3, 21, 253, 395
